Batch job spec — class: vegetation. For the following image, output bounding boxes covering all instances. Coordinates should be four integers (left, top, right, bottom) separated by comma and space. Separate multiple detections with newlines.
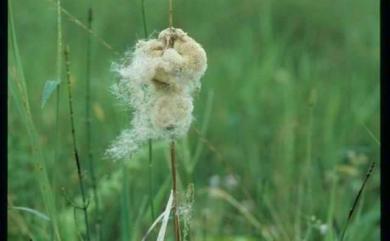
8, 0, 379, 240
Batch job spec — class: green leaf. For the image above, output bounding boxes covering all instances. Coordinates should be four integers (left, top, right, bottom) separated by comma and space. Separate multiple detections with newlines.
41, 80, 60, 109
10, 206, 50, 221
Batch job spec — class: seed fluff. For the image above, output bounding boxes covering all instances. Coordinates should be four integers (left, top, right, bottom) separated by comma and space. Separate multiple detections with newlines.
106, 28, 207, 161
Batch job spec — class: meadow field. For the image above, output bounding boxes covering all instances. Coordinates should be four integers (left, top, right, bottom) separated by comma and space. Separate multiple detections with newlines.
8, 0, 380, 240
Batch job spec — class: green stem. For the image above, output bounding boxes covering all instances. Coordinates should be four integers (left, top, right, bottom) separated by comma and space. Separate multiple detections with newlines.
85, 6, 102, 241
64, 46, 91, 241
141, 0, 148, 38
54, 3, 62, 222
170, 141, 181, 241
148, 139, 155, 219
169, 0, 173, 27
339, 161, 376, 241
140, 0, 155, 221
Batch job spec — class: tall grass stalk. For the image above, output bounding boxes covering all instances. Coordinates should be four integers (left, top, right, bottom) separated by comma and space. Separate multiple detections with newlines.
140, 0, 155, 220
9, 2, 62, 240
339, 160, 376, 241
170, 141, 182, 241
55, 0, 63, 173
325, 169, 338, 241
148, 139, 155, 219
295, 90, 315, 240
121, 168, 131, 241
141, 0, 148, 38
64, 46, 91, 241
169, 0, 173, 27
84, 6, 102, 241
163, 1, 207, 234
47, 0, 116, 52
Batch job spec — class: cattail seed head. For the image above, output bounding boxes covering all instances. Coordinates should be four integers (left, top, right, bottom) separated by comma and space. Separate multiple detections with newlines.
150, 94, 193, 134
106, 28, 207, 160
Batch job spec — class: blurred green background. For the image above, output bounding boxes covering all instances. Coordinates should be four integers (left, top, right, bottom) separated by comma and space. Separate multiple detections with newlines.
8, 0, 380, 240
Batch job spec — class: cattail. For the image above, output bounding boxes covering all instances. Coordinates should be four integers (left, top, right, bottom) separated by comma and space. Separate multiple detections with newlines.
106, 27, 207, 160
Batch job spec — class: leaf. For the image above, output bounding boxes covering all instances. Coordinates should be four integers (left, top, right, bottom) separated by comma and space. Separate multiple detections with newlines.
41, 80, 60, 108
141, 211, 165, 241
156, 190, 173, 241
10, 206, 50, 221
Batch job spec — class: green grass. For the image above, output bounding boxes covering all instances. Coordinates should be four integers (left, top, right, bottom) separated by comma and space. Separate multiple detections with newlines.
8, 0, 379, 240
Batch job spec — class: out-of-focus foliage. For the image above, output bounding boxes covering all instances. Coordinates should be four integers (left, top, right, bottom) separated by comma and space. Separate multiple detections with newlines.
8, 0, 379, 240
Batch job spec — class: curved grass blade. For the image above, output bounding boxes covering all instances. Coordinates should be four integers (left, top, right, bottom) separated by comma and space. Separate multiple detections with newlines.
10, 206, 50, 222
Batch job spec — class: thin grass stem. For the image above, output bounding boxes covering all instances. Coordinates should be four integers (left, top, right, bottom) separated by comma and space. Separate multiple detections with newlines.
169, 0, 173, 27
141, 0, 148, 38
140, 0, 155, 221
339, 160, 376, 241
170, 141, 181, 241
148, 139, 155, 219
55, 0, 63, 169
47, 0, 116, 52
85, 6, 102, 241
64, 46, 91, 241
295, 90, 315, 240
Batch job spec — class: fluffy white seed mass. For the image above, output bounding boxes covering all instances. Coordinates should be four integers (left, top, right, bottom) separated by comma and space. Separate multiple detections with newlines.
106, 28, 207, 161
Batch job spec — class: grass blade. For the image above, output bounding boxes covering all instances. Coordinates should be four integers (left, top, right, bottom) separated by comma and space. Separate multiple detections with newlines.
10, 206, 50, 222
8, 2, 62, 240
141, 212, 165, 241
157, 191, 174, 241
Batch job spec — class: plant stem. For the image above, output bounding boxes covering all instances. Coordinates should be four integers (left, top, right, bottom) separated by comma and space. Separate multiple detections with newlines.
64, 46, 91, 241
339, 160, 376, 241
295, 90, 315, 240
170, 141, 181, 241
55, 0, 62, 169
139, 0, 155, 221
54, 1, 62, 235
56, 0, 62, 78
169, 0, 173, 27
141, 0, 148, 38
85, 6, 102, 241
148, 139, 155, 219
140, 0, 155, 221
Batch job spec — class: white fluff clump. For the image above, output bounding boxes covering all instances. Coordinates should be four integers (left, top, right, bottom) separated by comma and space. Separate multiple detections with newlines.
106, 28, 207, 161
